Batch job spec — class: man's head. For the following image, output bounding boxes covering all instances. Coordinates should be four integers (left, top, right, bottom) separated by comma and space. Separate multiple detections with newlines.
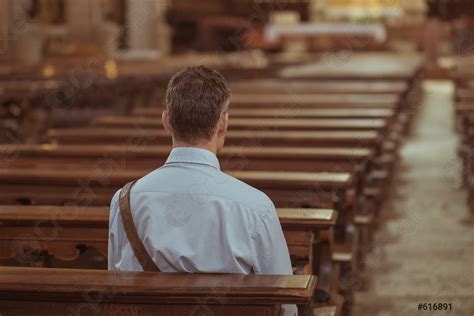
163, 66, 231, 152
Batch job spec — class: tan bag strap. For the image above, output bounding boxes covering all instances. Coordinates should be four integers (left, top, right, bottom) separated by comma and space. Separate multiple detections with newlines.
119, 180, 160, 272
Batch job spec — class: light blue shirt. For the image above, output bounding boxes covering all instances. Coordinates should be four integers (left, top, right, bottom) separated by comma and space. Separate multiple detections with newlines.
108, 147, 296, 315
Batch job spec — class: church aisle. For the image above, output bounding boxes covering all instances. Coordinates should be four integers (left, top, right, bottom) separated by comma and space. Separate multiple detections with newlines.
353, 81, 474, 316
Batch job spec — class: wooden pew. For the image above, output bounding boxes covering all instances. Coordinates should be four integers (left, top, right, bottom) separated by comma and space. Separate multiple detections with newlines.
0, 205, 336, 279
90, 117, 399, 161
45, 128, 383, 150
0, 143, 378, 234
229, 93, 400, 107
42, 128, 394, 218
270, 54, 423, 134
0, 266, 317, 316
230, 79, 409, 95
129, 94, 400, 110
452, 74, 474, 217
0, 166, 359, 284
0, 205, 340, 313
0, 144, 374, 172
0, 167, 356, 238
0, 80, 62, 143
455, 88, 474, 102
44, 128, 396, 170
93, 116, 389, 133
456, 115, 474, 215
228, 78, 411, 113
216, 94, 407, 134
276, 53, 423, 82
0, 143, 377, 236
43, 128, 395, 187
454, 103, 474, 131
133, 107, 396, 120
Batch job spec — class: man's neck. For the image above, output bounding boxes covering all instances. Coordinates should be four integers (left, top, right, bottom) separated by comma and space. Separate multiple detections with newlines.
172, 140, 218, 155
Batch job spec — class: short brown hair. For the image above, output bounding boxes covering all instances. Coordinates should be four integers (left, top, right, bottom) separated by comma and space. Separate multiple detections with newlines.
165, 66, 231, 144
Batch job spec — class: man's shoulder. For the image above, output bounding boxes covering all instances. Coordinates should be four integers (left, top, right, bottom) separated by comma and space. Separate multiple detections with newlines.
216, 172, 274, 210
129, 165, 274, 213
146, 167, 272, 207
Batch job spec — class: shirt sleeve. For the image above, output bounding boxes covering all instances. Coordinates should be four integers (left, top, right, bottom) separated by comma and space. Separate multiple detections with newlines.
251, 202, 297, 316
107, 189, 121, 270
251, 202, 293, 275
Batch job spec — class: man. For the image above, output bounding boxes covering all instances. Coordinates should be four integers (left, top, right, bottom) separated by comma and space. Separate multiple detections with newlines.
108, 66, 296, 315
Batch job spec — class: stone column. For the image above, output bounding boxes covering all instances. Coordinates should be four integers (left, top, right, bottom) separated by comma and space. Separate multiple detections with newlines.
126, 0, 170, 57
64, 0, 122, 56
65, 0, 103, 43
7, 0, 44, 64
0, 0, 11, 62
310, 0, 327, 21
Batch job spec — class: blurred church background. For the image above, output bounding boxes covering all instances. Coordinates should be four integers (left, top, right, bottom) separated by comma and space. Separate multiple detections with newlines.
0, 0, 469, 65
1, 0, 472, 141
1, 2, 474, 316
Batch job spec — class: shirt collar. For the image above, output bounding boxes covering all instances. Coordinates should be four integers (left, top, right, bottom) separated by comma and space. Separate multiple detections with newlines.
165, 147, 221, 170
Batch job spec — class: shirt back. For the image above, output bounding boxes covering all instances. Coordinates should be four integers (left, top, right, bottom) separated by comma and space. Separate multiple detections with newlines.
108, 147, 293, 276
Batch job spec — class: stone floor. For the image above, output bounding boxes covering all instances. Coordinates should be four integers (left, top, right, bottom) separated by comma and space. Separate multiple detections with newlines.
352, 81, 474, 316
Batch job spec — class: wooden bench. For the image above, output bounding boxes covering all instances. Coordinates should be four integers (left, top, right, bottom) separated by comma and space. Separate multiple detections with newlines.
90, 116, 401, 158
0, 80, 62, 143
452, 73, 474, 217
272, 54, 423, 130
0, 205, 337, 283
44, 128, 397, 172
0, 166, 356, 230
0, 266, 317, 316
93, 116, 389, 133
133, 107, 397, 120
0, 166, 358, 296
130, 107, 403, 149
455, 88, 474, 102
0, 143, 377, 234
219, 92, 408, 135
228, 78, 412, 108
230, 79, 408, 95
229, 93, 400, 107
455, 111, 474, 216
0, 143, 374, 172
45, 128, 383, 150
0, 205, 336, 278
277, 53, 423, 82
453, 102, 474, 131
2, 143, 380, 236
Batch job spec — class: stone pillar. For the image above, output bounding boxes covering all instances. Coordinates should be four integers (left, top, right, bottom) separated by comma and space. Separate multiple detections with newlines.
7, 0, 44, 64
65, 0, 103, 43
126, 0, 170, 57
310, 0, 327, 21
64, 0, 122, 56
0, 0, 11, 62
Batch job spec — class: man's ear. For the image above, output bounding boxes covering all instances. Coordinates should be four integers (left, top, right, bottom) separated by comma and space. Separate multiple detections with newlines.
218, 112, 229, 136
162, 110, 172, 135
